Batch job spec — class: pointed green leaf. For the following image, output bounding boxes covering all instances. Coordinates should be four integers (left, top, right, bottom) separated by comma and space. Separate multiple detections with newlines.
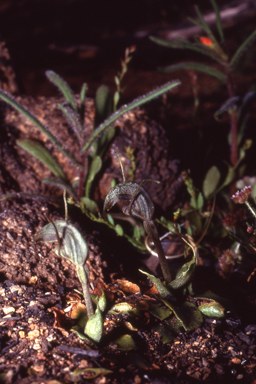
158, 62, 226, 82
0, 89, 81, 168
139, 270, 172, 298
98, 291, 107, 312
168, 238, 197, 290
94, 85, 112, 128
210, 0, 224, 42
197, 192, 204, 210
82, 80, 181, 152
115, 224, 124, 236
114, 334, 136, 351
203, 166, 221, 199
87, 156, 102, 183
84, 305, 103, 342
80, 197, 99, 214
230, 29, 256, 69
34, 220, 88, 266
17, 139, 67, 180
46, 70, 77, 110
58, 103, 84, 142
198, 302, 225, 318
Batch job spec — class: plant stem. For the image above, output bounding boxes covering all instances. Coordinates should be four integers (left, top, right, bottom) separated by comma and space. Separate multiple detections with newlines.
143, 220, 172, 283
76, 265, 94, 319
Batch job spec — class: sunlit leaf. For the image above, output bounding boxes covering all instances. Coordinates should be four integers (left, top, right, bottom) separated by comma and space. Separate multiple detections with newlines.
203, 166, 221, 199
198, 302, 225, 318
94, 85, 112, 128
80, 197, 99, 213
85, 155, 102, 196
0, 89, 81, 168
114, 334, 136, 351
84, 306, 103, 342
83, 80, 181, 152
17, 139, 66, 180
58, 103, 84, 142
115, 224, 124, 236
46, 70, 77, 111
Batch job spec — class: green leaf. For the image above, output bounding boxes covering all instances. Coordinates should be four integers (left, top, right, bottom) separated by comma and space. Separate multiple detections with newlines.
153, 323, 174, 344
94, 85, 112, 128
46, 70, 77, 111
203, 166, 221, 199
58, 103, 84, 142
198, 302, 225, 318
150, 36, 223, 64
115, 224, 124, 236
230, 29, 256, 69
148, 301, 172, 320
197, 192, 204, 210
139, 270, 172, 298
17, 139, 67, 180
109, 302, 135, 315
34, 220, 88, 266
162, 300, 203, 331
158, 62, 226, 83
114, 334, 136, 351
84, 305, 103, 343
42, 178, 75, 198
80, 197, 99, 214
210, 0, 224, 42
85, 156, 102, 197
82, 80, 181, 152
214, 96, 240, 120
0, 89, 81, 168
72, 367, 113, 378
168, 238, 197, 290
98, 291, 107, 312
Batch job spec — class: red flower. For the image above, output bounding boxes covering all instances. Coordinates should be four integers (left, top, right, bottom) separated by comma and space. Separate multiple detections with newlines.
199, 37, 214, 46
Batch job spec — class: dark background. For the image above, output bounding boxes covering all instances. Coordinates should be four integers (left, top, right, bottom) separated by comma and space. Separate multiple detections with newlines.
1, 0, 256, 182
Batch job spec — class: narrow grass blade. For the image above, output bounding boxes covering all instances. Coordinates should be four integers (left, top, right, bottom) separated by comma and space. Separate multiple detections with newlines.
0, 90, 82, 168
17, 139, 67, 180
210, 0, 224, 42
159, 62, 226, 82
82, 80, 181, 152
230, 29, 256, 69
150, 36, 224, 64
46, 70, 77, 111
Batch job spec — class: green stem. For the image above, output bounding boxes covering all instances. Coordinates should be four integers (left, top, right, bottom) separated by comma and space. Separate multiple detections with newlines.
76, 265, 94, 319
245, 201, 256, 219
